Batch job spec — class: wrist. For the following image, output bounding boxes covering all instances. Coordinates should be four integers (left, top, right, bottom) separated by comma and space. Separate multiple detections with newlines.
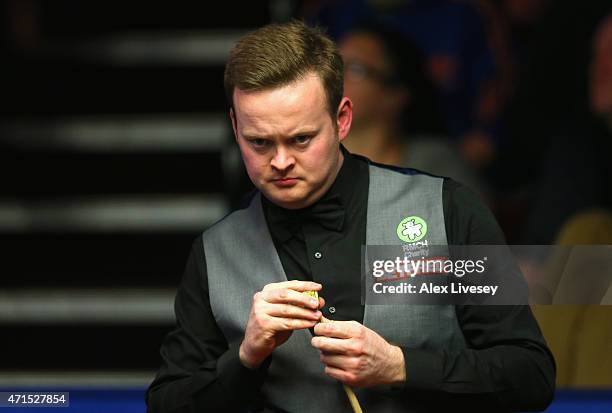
388, 345, 406, 384
239, 340, 263, 370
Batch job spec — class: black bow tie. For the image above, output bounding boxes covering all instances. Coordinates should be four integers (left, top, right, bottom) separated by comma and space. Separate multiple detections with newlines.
267, 194, 346, 241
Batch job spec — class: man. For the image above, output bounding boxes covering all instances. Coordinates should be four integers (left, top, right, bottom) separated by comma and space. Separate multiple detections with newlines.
336, 22, 487, 197
147, 21, 555, 412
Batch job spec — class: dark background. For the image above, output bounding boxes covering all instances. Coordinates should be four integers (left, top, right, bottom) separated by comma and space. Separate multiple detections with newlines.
1, 0, 610, 394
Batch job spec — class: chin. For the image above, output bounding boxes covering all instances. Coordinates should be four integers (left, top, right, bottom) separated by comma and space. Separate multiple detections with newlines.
265, 191, 310, 209
272, 196, 308, 209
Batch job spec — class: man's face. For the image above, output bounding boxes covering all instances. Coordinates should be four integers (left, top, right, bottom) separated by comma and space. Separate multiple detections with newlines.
339, 32, 401, 125
231, 73, 352, 209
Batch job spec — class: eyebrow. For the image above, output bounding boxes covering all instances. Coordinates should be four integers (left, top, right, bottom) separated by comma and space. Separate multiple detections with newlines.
241, 129, 319, 140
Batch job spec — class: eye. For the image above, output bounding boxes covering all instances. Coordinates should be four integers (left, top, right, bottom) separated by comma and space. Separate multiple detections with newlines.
345, 61, 368, 79
249, 138, 270, 148
293, 135, 311, 145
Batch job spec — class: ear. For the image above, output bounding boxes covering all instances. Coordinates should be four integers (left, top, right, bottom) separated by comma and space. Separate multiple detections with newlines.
229, 107, 238, 141
336, 97, 353, 143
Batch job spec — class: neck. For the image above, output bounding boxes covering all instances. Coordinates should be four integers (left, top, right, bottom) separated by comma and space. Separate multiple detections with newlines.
344, 121, 404, 165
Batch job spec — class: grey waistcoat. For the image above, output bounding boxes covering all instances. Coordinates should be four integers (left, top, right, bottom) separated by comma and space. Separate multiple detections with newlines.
202, 164, 466, 412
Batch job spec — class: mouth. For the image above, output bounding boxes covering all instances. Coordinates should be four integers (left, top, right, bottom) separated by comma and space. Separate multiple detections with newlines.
271, 177, 299, 187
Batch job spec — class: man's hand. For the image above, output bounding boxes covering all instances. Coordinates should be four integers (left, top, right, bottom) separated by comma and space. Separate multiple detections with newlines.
239, 280, 324, 369
311, 320, 406, 388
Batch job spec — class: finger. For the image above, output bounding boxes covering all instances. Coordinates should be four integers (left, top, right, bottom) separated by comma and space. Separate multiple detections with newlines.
264, 302, 322, 321
265, 315, 319, 331
262, 288, 321, 310
318, 296, 326, 310
319, 352, 357, 370
324, 365, 356, 386
311, 336, 350, 354
262, 280, 322, 293
314, 320, 360, 339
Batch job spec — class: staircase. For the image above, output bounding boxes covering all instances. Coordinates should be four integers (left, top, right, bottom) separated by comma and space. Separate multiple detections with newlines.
0, 0, 287, 389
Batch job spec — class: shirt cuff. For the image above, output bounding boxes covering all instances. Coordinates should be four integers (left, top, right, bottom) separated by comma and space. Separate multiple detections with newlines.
217, 342, 271, 395
400, 347, 443, 390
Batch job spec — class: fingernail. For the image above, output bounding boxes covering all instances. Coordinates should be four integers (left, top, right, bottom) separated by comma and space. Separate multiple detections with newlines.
311, 299, 318, 307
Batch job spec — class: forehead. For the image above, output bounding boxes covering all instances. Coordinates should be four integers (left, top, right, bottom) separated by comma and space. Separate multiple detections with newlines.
233, 73, 331, 135
339, 32, 388, 66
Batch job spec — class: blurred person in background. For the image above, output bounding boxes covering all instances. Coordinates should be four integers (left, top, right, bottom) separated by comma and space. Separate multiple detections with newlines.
302, 0, 512, 172
522, 11, 612, 389
591, 13, 612, 129
520, 10, 612, 245
338, 22, 488, 198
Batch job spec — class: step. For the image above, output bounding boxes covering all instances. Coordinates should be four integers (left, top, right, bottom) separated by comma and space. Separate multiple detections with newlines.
0, 231, 200, 287
37, 2, 271, 35
0, 288, 174, 324
1, 324, 172, 370
3, 63, 225, 116
1, 114, 229, 152
0, 195, 227, 231
0, 151, 226, 197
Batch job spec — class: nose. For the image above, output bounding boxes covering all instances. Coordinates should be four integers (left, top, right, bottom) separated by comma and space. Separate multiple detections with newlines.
270, 145, 295, 172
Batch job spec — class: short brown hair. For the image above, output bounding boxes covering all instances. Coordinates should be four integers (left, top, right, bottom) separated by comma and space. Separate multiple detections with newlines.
224, 20, 344, 119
